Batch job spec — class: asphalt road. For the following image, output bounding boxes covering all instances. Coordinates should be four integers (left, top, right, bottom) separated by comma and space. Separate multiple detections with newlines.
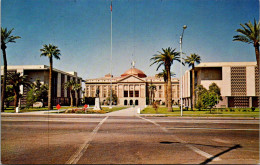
1, 114, 259, 164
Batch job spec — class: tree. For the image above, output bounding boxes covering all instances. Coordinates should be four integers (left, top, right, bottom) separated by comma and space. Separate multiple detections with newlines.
6, 72, 31, 108
1, 27, 21, 111
150, 47, 181, 112
4, 86, 14, 108
195, 85, 207, 110
209, 82, 222, 102
40, 44, 61, 110
26, 79, 48, 107
201, 91, 218, 113
72, 83, 81, 107
64, 80, 75, 107
233, 19, 259, 67
156, 70, 175, 107
148, 84, 157, 105
26, 88, 37, 108
184, 53, 201, 110
197, 83, 222, 112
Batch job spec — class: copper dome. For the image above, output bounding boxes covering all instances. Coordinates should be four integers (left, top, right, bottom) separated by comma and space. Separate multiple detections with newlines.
121, 67, 147, 78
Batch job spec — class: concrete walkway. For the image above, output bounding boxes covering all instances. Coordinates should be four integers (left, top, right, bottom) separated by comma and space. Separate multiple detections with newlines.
104, 106, 143, 116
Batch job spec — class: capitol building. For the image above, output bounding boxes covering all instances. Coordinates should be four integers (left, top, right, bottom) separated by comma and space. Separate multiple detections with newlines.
85, 63, 180, 106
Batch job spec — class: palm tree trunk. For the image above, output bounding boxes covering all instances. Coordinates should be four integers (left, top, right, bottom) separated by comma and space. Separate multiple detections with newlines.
14, 89, 19, 108
166, 65, 173, 112
48, 57, 53, 110
164, 82, 168, 107
1, 47, 7, 111
192, 68, 195, 110
76, 90, 78, 107
255, 43, 259, 68
70, 90, 73, 107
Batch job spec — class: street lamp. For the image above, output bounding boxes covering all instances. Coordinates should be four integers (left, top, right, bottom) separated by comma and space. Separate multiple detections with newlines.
180, 25, 187, 117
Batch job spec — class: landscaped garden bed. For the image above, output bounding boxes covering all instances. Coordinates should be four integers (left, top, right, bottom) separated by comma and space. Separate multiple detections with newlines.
141, 106, 259, 117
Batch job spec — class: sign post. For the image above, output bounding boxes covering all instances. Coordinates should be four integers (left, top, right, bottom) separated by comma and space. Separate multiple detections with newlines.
84, 104, 88, 113
56, 104, 61, 113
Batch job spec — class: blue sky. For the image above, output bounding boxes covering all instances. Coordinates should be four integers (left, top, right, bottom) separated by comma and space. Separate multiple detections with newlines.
1, 0, 259, 80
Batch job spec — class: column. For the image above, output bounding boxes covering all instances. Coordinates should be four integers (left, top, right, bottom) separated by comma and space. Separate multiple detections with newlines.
57, 73, 61, 97
128, 85, 130, 98
64, 75, 67, 97
133, 85, 135, 98
249, 97, 252, 108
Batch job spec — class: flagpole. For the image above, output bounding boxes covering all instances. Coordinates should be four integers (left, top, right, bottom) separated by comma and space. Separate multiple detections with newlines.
109, 0, 113, 109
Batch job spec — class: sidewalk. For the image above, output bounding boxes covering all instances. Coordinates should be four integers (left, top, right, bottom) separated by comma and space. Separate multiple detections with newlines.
1, 106, 145, 116
104, 106, 143, 116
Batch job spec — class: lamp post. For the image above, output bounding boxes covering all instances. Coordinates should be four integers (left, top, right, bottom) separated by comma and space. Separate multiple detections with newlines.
180, 25, 187, 117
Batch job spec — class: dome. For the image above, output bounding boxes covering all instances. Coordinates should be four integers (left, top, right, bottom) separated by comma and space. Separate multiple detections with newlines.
121, 67, 147, 78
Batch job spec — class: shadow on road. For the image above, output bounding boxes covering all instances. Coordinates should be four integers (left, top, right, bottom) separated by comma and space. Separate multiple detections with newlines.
199, 144, 242, 165
160, 141, 231, 148
160, 141, 242, 164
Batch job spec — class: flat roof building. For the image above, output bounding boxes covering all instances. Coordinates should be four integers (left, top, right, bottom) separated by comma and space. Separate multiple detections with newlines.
1, 65, 82, 106
182, 62, 259, 108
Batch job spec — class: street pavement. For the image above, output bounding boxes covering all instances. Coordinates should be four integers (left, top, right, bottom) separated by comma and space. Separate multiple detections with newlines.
1, 107, 259, 164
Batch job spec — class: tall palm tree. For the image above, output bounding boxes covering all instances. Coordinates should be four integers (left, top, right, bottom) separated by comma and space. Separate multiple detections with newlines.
233, 19, 259, 67
64, 80, 75, 107
148, 84, 157, 105
156, 70, 176, 107
40, 44, 61, 110
72, 83, 81, 107
184, 53, 201, 110
1, 27, 21, 111
6, 72, 31, 108
150, 47, 181, 112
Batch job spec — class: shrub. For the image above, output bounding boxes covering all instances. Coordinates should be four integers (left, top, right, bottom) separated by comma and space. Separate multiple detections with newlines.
153, 102, 159, 113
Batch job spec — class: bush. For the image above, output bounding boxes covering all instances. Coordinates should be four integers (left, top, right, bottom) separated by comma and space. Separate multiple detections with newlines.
153, 102, 159, 113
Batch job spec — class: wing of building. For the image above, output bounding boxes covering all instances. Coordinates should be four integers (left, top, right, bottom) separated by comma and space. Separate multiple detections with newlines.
85, 66, 179, 106
1, 65, 82, 106
181, 62, 259, 108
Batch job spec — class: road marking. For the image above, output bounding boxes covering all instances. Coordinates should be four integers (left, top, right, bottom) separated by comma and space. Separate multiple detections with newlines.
138, 116, 221, 162
166, 127, 259, 131
66, 116, 108, 164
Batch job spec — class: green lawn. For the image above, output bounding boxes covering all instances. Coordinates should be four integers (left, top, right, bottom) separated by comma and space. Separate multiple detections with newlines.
141, 106, 260, 117
3, 106, 84, 113
3, 106, 129, 114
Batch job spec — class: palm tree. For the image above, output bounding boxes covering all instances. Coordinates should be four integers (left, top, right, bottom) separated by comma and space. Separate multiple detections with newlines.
184, 53, 201, 110
6, 72, 31, 108
150, 47, 181, 112
156, 70, 176, 107
233, 19, 259, 67
40, 44, 61, 110
72, 83, 81, 107
1, 27, 21, 111
64, 80, 75, 107
148, 84, 157, 105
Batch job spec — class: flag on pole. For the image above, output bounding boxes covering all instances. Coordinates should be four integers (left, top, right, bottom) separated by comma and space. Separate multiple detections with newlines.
110, 0, 112, 11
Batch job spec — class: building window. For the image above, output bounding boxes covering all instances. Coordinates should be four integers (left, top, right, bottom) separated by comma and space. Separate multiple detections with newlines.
124, 91, 128, 97
135, 91, 139, 97
129, 91, 133, 97
159, 86, 161, 90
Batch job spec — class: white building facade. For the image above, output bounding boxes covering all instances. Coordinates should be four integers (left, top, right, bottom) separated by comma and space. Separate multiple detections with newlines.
182, 62, 259, 108
1, 65, 82, 106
